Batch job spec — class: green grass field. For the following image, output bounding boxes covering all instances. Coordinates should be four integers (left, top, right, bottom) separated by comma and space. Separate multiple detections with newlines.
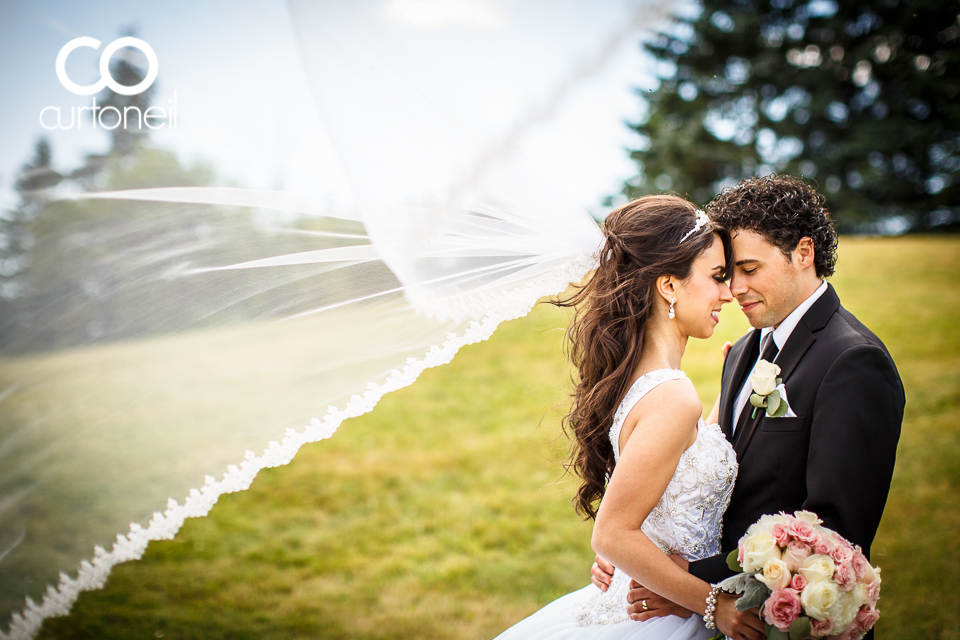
23, 236, 960, 639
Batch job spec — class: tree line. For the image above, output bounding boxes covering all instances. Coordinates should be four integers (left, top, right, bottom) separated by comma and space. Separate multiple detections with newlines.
621, 0, 958, 232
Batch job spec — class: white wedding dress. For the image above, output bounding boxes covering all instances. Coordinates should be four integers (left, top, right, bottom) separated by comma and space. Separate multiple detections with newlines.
494, 369, 738, 640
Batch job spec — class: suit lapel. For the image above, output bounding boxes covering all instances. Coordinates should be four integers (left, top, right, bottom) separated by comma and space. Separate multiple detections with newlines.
733, 326, 814, 457
733, 284, 841, 460
719, 329, 761, 442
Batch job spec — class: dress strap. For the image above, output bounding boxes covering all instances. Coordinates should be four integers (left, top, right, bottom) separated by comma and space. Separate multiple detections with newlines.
609, 369, 687, 462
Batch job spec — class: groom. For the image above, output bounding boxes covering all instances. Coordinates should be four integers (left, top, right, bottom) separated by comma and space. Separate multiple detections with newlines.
593, 175, 903, 639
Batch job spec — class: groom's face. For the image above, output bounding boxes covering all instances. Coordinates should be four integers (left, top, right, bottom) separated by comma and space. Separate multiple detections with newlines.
728, 230, 809, 329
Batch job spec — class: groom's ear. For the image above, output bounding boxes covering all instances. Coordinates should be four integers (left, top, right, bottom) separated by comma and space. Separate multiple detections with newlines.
794, 237, 816, 270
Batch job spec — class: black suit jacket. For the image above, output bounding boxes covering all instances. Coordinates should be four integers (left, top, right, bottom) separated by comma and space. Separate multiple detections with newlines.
689, 284, 903, 585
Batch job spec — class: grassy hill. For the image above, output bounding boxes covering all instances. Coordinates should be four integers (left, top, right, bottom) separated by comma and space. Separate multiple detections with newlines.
28, 236, 960, 640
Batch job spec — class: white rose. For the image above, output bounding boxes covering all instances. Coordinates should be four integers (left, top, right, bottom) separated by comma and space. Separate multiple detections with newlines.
743, 520, 766, 539
834, 589, 861, 631
757, 513, 789, 528
750, 359, 781, 396
742, 531, 782, 573
852, 582, 869, 605
800, 579, 840, 621
799, 554, 836, 584
794, 510, 823, 525
757, 557, 792, 591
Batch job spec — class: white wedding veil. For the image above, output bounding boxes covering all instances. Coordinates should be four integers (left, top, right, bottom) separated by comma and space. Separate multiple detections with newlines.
0, 1, 675, 636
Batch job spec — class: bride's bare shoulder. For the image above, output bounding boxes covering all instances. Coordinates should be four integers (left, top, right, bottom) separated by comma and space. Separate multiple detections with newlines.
619, 377, 701, 451
633, 376, 701, 416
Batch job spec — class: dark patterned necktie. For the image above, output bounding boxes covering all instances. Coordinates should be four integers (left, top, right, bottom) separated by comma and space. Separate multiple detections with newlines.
760, 331, 779, 362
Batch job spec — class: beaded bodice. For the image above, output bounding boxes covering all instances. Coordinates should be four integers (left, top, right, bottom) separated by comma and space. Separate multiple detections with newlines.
576, 369, 738, 626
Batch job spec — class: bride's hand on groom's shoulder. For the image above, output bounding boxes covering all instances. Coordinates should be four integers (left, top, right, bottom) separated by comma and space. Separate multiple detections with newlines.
706, 343, 733, 424
590, 554, 615, 591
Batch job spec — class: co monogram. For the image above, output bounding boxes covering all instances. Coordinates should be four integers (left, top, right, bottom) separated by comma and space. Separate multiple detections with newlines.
56, 36, 158, 96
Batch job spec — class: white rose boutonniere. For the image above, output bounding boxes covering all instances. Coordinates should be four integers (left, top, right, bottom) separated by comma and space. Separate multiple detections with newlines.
748, 359, 791, 418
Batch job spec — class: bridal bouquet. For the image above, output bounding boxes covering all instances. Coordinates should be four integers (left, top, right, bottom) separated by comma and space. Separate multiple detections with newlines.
718, 511, 881, 640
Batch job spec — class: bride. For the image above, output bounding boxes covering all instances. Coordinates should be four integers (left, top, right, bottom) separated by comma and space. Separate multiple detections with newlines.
495, 194, 738, 640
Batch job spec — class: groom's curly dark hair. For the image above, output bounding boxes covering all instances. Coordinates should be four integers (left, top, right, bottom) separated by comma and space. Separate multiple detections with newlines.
707, 174, 838, 278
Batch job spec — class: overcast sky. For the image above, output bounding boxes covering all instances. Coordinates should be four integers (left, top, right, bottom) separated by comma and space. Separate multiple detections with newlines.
0, 0, 692, 216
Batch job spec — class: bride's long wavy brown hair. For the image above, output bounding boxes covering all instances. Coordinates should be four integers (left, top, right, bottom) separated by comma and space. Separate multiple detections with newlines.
556, 195, 731, 520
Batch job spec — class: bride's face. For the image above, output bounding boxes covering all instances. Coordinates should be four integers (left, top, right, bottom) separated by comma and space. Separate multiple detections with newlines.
675, 235, 733, 340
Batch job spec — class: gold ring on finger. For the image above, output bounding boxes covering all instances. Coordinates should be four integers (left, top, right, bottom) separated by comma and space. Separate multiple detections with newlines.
641, 599, 649, 611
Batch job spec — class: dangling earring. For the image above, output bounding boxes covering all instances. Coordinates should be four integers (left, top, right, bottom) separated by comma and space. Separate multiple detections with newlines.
668, 298, 676, 319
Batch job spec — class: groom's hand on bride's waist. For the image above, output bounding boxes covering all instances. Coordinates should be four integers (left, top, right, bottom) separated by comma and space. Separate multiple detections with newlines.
590, 554, 615, 591
591, 553, 688, 594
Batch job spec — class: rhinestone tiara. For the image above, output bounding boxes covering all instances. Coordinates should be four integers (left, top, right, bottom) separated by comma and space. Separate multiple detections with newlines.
679, 210, 710, 244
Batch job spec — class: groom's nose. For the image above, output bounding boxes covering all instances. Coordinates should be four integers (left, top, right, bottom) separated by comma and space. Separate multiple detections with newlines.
729, 272, 749, 298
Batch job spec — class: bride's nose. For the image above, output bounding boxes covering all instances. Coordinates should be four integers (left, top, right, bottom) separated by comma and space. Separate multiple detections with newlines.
719, 281, 733, 303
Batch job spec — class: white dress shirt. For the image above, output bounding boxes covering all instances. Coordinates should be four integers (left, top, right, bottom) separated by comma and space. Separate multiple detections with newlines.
731, 280, 829, 431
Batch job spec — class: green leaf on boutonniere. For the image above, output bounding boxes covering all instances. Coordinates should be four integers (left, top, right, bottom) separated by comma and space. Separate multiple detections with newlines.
726, 549, 742, 572
766, 389, 781, 415
789, 616, 812, 640
770, 398, 790, 417
749, 392, 766, 419
767, 623, 789, 640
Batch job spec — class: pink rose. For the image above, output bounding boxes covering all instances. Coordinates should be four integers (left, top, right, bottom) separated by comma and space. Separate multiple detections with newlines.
738, 543, 745, 564
866, 579, 881, 608
762, 588, 802, 632
835, 560, 858, 591
857, 606, 880, 633
790, 573, 808, 591
835, 623, 861, 640
810, 617, 834, 637
788, 520, 819, 545
814, 536, 833, 556
783, 540, 813, 571
772, 523, 790, 546
851, 552, 876, 583
832, 543, 855, 565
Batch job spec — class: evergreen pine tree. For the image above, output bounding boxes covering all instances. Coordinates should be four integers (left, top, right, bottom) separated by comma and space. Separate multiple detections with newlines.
625, 0, 960, 230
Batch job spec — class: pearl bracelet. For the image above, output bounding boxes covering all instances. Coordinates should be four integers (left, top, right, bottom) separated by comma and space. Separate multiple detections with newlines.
704, 584, 722, 630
